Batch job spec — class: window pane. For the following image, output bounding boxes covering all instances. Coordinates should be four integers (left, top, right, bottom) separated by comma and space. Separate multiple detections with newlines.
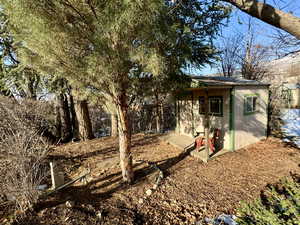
253, 97, 257, 111
199, 96, 222, 115
210, 98, 221, 114
246, 97, 253, 112
199, 97, 205, 113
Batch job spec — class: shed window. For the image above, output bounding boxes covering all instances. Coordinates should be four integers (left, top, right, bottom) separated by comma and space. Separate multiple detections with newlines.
244, 95, 258, 114
199, 96, 223, 116
199, 97, 205, 114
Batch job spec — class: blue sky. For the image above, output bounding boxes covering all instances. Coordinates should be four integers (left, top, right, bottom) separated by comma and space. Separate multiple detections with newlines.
197, 0, 300, 75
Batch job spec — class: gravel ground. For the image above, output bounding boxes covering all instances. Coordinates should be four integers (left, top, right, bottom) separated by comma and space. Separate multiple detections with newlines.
1, 134, 299, 225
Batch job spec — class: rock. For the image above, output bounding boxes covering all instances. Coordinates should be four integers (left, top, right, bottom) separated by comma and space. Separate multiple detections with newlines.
138, 198, 144, 204
65, 200, 75, 208
0, 193, 7, 201
184, 211, 192, 218
5, 193, 16, 201
153, 184, 158, 190
40, 208, 47, 216
204, 214, 238, 225
190, 215, 197, 222
163, 200, 170, 206
96, 211, 102, 220
37, 184, 48, 190
146, 189, 152, 196
85, 204, 95, 212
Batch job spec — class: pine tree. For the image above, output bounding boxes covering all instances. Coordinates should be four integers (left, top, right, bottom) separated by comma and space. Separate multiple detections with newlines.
1, 0, 229, 183
0, 11, 44, 99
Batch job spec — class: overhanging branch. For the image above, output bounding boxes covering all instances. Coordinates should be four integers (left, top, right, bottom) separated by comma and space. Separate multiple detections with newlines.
222, 0, 300, 39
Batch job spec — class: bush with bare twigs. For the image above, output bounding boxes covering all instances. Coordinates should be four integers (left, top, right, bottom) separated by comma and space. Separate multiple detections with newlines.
268, 86, 289, 137
0, 97, 53, 212
0, 97, 56, 142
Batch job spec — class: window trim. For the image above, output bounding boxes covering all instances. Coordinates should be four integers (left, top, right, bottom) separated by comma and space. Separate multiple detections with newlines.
244, 93, 259, 115
199, 96, 223, 117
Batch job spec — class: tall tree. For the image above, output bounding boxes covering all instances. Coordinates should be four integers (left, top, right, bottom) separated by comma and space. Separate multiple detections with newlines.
218, 35, 243, 77
2, 0, 229, 183
0, 11, 44, 99
241, 27, 270, 81
218, 20, 271, 80
47, 78, 73, 142
0, 11, 18, 97
49, 78, 94, 142
71, 88, 94, 141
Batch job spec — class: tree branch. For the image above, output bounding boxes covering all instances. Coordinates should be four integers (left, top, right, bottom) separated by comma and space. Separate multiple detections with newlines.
222, 0, 300, 39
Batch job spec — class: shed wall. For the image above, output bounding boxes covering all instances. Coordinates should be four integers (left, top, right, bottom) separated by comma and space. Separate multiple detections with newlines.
176, 89, 231, 150
234, 86, 269, 150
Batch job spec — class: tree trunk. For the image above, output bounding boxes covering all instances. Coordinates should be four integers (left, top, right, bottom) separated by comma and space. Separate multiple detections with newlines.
74, 99, 94, 141
111, 113, 118, 137
55, 96, 62, 139
155, 93, 161, 133
156, 107, 160, 133
59, 93, 72, 142
223, 0, 300, 39
69, 93, 79, 139
160, 104, 164, 133
26, 76, 38, 100
117, 91, 134, 183
148, 108, 153, 131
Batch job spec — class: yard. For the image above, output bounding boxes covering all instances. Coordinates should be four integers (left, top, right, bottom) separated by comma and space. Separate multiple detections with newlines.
1, 134, 299, 225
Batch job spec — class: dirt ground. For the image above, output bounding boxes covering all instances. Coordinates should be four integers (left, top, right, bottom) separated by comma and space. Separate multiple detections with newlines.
2, 134, 300, 225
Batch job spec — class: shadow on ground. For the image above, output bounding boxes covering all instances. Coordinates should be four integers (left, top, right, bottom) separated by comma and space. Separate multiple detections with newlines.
35, 142, 195, 212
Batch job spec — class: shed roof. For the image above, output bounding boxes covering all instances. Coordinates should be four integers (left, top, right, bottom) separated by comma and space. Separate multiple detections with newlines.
190, 76, 270, 88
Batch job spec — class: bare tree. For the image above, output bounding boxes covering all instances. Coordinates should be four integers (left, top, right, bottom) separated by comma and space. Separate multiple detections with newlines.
218, 20, 271, 80
241, 43, 269, 80
241, 22, 271, 80
271, 30, 300, 57
218, 35, 243, 77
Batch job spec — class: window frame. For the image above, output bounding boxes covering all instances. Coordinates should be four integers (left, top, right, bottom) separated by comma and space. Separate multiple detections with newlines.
199, 96, 223, 117
244, 94, 259, 115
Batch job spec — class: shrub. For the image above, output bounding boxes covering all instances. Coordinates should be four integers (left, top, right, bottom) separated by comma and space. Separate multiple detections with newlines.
237, 174, 300, 225
0, 96, 56, 143
0, 97, 52, 212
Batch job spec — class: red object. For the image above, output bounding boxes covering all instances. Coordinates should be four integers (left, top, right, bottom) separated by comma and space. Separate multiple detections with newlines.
195, 128, 221, 152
